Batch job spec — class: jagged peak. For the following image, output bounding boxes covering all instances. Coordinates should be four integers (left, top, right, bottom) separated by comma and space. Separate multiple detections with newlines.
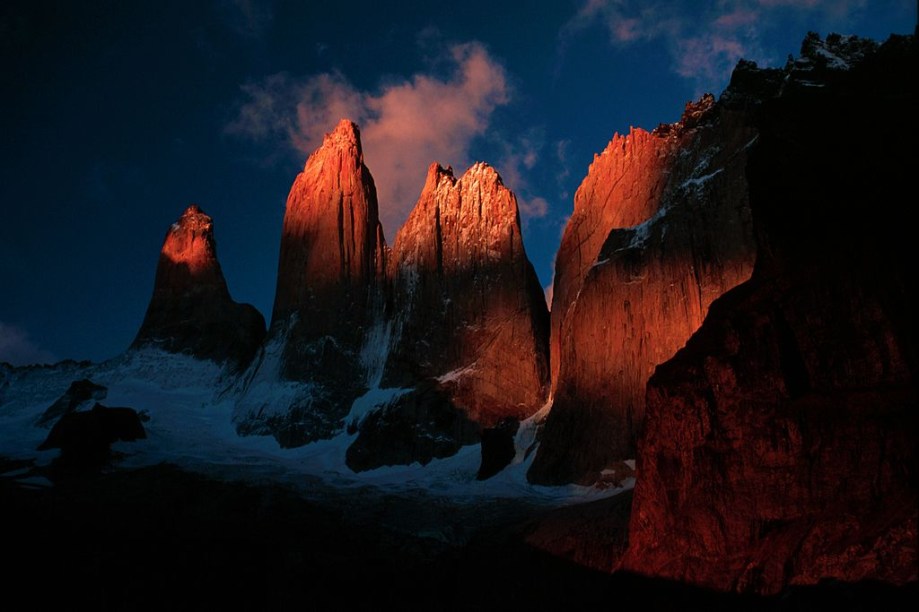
182, 203, 206, 217
651, 93, 717, 138
423, 162, 456, 192
395, 159, 520, 254
303, 118, 364, 170
723, 32, 892, 107
161, 205, 219, 274
591, 96, 715, 166
421, 161, 509, 197
458, 161, 506, 189
327, 118, 361, 147
796, 31, 879, 71
171, 204, 213, 233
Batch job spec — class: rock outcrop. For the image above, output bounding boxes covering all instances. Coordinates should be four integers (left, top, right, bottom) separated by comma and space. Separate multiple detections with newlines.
621, 33, 918, 594
347, 163, 550, 471
39, 403, 147, 476
132, 205, 265, 368
238, 120, 386, 446
36, 379, 107, 427
531, 94, 759, 484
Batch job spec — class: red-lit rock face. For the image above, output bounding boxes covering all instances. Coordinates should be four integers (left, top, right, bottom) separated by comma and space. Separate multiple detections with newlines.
548, 127, 676, 388
133, 205, 265, 368
155, 204, 226, 293
530, 96, 758, 484
385, 162, 549, 424
621, 33, 918, 594
273, 119, 385, 323
346, 162, 549, 471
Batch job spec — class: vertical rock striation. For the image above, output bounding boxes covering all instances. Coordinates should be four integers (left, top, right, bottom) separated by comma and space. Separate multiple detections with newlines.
346, 162, 549, 471
272, 119, 385, 328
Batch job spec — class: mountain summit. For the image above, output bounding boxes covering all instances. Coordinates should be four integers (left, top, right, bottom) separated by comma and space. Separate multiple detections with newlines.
345, 161, 549, 472
132, 204, 265, 368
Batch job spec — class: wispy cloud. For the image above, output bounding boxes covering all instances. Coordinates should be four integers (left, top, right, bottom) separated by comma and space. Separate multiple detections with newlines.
0, 322, 56, 366
490, 129, 551, 221
560, 0, 872, 92
519, 196, 549, 219
228, 41, 511, 236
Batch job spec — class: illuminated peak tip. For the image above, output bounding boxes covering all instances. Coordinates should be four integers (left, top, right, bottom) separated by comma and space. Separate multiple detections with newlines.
327, 119, 361, 146
427, 162, 455, 180
172, 205, 213, 234
465, 161, 502, 184
182, 204, 208, 217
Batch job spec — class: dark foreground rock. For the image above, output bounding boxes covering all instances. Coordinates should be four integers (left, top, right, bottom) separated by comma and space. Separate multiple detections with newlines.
36, 378, 107, 427
1, 464, 915, 610
346, 385, 479, 472
477, 418, 520, 480
38, 403, 146, 475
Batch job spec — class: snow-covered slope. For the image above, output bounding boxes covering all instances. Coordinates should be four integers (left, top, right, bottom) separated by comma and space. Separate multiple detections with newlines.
0, 349, 630, 507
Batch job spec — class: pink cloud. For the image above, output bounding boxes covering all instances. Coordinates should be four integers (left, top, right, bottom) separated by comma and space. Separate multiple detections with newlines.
519, 196, 549, 219
230, 42, 510, 237
488, 130, 551, 221
714, 9, 759, 29
675, 34, 750, 84
562, 0, 682, 44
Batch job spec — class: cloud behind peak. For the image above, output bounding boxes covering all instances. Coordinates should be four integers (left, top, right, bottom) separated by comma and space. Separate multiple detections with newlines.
228, 41, 511, 237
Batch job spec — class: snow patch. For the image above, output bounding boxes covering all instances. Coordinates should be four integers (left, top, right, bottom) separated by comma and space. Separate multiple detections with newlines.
681, 168, 723, 189
436, 364, 477, 384
812, 43, 850, 70
359, 315, 391, 388
345, 385, 409, 431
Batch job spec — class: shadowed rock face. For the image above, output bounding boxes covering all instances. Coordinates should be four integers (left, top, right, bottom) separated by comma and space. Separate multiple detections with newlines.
347, 162, 550, 471
531, 94, 759, 485
621, 33, 918, 594
132, 205, 265, 368
345, 384, 480, 472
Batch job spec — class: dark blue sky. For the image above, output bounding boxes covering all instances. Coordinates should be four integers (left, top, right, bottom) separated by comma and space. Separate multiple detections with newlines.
1, 0, 914, 365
